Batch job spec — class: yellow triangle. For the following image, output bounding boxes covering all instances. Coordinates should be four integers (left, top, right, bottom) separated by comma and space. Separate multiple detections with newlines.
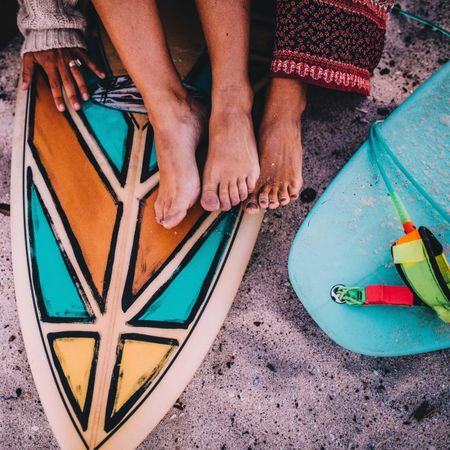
113, 339, 174, 414
52, 337, 96, 411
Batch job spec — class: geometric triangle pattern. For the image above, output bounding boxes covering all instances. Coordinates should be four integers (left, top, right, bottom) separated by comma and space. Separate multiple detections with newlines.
48, 332, 99, 431
104, 334, 177, 432
27, 173, 93, 322
31, 74, 120, 308
131, 211, 237, 328
122, 187, 207, 310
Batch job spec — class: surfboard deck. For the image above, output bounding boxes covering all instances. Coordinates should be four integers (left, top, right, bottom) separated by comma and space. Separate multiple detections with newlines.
11, 4, 267, 449
289, 62, 450, 357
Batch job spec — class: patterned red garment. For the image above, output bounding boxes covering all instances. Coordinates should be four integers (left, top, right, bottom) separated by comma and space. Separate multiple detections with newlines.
271, 0, 395, 95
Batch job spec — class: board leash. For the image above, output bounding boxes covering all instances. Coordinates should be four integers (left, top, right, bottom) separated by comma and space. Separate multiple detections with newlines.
331, 122, 450, 322
391, 5, 450, 39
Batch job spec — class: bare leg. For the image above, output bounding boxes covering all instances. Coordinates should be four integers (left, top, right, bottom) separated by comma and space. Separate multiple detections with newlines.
94, 0, 208, 228
195, 0, 259, 212
245, 78, 306, 213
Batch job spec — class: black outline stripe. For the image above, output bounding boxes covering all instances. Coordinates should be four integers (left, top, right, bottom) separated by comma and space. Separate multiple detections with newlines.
139, 126, 158, 183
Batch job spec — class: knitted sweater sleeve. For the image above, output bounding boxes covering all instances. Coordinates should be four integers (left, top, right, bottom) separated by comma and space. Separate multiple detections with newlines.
17, 0, 87, 57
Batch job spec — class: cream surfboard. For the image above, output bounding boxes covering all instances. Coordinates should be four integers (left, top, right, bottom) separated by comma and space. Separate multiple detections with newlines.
11, 3, 269, 449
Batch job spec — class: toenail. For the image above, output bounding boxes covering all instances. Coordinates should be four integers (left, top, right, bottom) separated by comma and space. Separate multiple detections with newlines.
246, 202, 258, 209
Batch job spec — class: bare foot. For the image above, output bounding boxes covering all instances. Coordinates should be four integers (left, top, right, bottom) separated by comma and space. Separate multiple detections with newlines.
245, 78, 307, 213
146, 88, 208, 229
201, 86, 260, 212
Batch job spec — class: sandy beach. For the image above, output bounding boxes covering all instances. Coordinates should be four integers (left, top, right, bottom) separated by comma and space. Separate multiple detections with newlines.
1, 1, 449, 448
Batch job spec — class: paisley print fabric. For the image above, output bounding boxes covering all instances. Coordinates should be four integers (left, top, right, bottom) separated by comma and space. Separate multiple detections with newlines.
271, 0, 395, 95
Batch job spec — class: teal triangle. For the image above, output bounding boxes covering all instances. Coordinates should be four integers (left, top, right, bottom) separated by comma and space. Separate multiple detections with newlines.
28, 180, 92, 321
81, 100, 130, 176
134, 210, 237, 327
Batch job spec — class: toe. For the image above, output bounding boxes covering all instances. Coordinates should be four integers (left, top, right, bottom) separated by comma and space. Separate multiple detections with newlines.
229, 181, 241, 207
201, 186, 220, 212
288, 184, 301, 201
162, 198, 172, 223
258, 184, 271, 209
161, 208, 188, 229
244, 192, 260, 214
246, 174, 258, 194
279, 183, 290, 206
219, 182, 232, 211
237, 178, 248, 202
269, 186, 280, 209
154, 195, 164, 224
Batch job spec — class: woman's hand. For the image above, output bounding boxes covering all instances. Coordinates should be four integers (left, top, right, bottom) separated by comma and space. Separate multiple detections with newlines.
22, 47, 106, 112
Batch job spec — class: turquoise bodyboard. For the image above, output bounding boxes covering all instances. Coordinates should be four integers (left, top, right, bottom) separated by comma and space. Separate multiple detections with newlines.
289, 62, 450, 356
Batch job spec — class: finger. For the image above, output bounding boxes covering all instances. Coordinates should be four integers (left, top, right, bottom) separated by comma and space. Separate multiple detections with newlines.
59, 63, 80, 110
22, 54, 35, 90
69, 64, 90, 101
46, 67, 65, 112
75, 50, 106, 79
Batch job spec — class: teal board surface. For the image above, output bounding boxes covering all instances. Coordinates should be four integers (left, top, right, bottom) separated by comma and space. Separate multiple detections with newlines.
135, 211, 237, 327
289, 63, 450, 356
28, 180, 91, 321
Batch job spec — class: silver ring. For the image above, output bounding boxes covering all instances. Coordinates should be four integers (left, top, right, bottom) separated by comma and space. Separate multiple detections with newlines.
68, 58, 83, 68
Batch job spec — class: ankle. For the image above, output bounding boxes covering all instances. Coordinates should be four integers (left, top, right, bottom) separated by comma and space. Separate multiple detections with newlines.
264, 77, 307, 123
144, 85, 192, 125
212, 81, 254, 114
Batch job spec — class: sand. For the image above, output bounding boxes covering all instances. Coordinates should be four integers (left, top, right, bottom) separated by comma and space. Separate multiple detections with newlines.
1, 1, 449, 448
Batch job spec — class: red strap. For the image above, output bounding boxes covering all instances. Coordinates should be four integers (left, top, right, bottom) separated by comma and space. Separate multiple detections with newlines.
365, 285, 414, 306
